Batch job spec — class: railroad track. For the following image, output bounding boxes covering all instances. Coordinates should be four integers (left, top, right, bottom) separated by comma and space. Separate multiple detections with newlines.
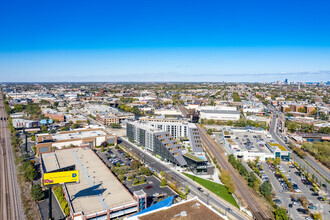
196, 124, 271, 220
0, 94, 25, 220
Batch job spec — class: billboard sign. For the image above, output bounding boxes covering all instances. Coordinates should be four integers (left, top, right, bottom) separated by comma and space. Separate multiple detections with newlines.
24, 128, 41, 132
43, 170, 79, 186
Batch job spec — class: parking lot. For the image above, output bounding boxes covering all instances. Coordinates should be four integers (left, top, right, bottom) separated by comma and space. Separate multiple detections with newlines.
95, 147, 178, 208
264, 161, 329, 219
96, 147, 132, 168
231, 131, 274, 154
124, 175, 177, 207
212, 128, 330, 219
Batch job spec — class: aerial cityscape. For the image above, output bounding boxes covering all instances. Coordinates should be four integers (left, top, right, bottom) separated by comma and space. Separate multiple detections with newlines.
0, 1, 329, 220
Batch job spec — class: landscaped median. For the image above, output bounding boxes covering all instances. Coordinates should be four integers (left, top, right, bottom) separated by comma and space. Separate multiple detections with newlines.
183, 173, 239, 208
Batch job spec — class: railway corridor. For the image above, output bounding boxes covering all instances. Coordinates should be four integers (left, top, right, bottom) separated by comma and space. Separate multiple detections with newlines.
196, 124, 271, 220
0, 94, 25, 220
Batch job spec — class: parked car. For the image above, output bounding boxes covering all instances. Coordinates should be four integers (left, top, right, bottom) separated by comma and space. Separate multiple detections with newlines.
317, 197, 325, 201
273, 199, 282, 204
308, 205, 317, 210
145, 185, 153, 189
297, 208, 309, 214
197, 187, 203, 192
311, 192, 319, 197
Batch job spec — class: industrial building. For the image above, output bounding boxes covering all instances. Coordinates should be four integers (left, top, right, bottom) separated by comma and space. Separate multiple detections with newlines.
199, 109, 240, 121
35, 128, 117, 154
40, 147, 146, 219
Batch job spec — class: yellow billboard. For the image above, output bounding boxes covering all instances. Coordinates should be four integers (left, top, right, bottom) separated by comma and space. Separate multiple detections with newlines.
44, 170, 79, 186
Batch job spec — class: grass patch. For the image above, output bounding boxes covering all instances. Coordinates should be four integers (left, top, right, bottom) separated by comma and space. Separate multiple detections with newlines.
183, 173, 238, 208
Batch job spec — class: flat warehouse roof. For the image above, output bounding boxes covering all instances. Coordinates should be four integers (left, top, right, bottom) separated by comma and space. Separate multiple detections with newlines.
42, 147, 136, 216
52, 130, 108, 141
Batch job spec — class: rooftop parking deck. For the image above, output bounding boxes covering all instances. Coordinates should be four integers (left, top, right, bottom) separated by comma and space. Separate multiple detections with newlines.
42, 147, 136, 216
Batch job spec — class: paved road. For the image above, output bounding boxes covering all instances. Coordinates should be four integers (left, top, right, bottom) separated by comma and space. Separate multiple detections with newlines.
0, 93, 25, 220
196, 124, 271, 220
269, 113, 329, 188
119, 137, 250, 220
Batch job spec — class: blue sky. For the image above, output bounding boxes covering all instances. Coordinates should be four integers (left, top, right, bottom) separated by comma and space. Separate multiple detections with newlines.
1, 0, 330, 82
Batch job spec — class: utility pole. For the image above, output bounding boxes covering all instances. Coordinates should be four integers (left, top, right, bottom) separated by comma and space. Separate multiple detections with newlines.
25, 132, 28, 153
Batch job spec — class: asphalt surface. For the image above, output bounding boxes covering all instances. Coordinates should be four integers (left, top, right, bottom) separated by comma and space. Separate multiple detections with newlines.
0, 94, 25, 220
269, 112, 329, 190
196, 124, 271, 220
37, 190, 66, 220
119, 137, 250, 220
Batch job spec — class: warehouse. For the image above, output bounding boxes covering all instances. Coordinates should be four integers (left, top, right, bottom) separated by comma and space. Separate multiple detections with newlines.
35, 128, 117, 154
199, 109, 240, 121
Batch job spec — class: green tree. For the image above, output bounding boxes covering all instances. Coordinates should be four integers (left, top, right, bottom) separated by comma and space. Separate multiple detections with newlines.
31, 184, 45, 201
274, 207, 289, 220
160, 170, 164, 177
260, 181, 272, 197
41, 125, 48, 133
25, 166, 37, 181
185, 185, 189, 195
313, 212, 322, 220
140, 176, 146, 183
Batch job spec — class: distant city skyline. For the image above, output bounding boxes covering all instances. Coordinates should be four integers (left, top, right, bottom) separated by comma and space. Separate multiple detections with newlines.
1, 0, 330, 82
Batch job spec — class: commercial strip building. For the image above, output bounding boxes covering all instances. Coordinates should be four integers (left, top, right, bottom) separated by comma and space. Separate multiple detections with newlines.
12, 118, 40, 129
223, 130, 290, 162
40, 147, 146, 219
127, 121, 213, 175
35, 128, 117, 154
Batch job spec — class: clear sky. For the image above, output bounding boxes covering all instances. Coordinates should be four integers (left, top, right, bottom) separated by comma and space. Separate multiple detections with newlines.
1, 0, 330, 82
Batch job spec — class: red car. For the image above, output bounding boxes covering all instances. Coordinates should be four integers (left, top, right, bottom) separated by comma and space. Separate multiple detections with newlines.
44, 179, 54, 184
145, 185, 153, 189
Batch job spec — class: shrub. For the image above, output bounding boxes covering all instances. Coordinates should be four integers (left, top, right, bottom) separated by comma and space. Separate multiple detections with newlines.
133, 178, 139, 185
31, 184, 45, 201
118, 174, 124, 182
161, 178, 167, 186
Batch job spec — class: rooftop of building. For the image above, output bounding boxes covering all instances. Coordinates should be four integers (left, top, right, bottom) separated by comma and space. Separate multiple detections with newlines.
225, 138, 237, 146
127, 121, 165, 134
41, 147, 136, 216
183, 153, 206, 162
137, 198, 224, 220
200, 109, 240, 114
268, 142, 288, 151
37, 128, 111, 142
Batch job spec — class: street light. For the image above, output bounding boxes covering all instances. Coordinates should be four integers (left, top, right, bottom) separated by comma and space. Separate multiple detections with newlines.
205, 192, 209, 205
